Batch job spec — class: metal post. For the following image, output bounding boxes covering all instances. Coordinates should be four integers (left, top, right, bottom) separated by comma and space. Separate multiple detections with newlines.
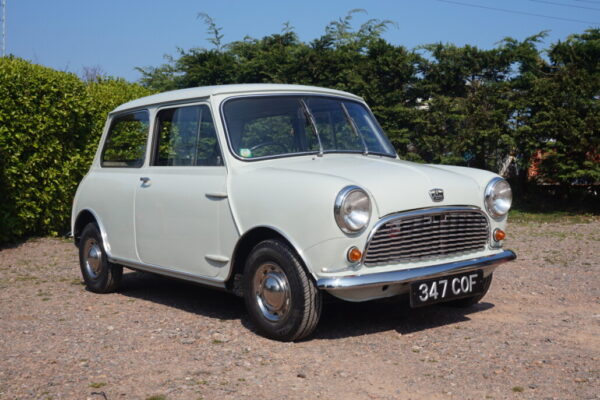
1, 0, 5, 57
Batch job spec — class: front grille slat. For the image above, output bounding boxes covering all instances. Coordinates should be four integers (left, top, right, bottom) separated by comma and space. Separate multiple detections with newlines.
376, 216, 487, 230
365, 247, 484, 264
363, 209, 489, 266
364, 245, 485, 264
367, 233, 489, 251
365, 238, 487, 257
368, 227, 488, 246
364, 243, 486, 263
374, 223, 487, 236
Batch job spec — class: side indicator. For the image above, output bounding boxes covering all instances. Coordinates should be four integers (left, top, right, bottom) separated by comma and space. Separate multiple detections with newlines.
493, 229, 506, 241
347, 247, 362, 263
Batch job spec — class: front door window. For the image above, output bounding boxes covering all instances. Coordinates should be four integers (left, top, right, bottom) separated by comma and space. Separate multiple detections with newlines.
154, 105, 222, 166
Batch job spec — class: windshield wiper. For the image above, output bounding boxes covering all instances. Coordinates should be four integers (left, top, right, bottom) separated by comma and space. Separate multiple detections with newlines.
340, 103, 368, 156
300, 99, 323, 157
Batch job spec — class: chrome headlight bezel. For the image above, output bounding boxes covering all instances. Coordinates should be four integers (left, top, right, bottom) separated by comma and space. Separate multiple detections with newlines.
334, 186, 371, 234
484, 178, 512, 219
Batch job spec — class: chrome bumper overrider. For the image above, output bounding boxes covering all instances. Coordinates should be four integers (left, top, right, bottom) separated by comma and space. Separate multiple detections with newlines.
317, 250, 516, 290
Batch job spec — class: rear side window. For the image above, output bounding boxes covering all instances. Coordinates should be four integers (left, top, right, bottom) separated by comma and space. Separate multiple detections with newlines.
101, 111, 149, 168
153, 104, 223, 166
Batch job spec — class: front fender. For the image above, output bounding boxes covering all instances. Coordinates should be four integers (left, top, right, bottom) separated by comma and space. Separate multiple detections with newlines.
228, 165, 367, 276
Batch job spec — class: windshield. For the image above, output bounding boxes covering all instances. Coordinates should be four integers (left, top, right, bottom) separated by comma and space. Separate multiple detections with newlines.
222, 95, 396, 160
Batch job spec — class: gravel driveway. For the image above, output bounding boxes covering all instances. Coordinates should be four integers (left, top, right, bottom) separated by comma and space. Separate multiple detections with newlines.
1, 219, 599, 400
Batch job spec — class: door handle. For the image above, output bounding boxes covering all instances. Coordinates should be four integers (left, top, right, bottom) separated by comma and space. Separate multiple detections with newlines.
139, 177, 150, 184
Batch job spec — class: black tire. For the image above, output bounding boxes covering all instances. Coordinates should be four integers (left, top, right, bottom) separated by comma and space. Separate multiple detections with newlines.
243, 239, 322, 341
446, 273, 493, 308
78, 223, 122, 293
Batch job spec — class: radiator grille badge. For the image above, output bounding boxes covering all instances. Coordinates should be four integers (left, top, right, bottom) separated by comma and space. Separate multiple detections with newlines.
429, 188, 444, 202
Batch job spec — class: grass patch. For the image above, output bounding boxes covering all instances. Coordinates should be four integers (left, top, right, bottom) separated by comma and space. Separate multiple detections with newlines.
509, 210, 598, 224
145, 396, 167, 400
511, 386, 524, 393
89, 382, 106, 389
15, 275, 38, 282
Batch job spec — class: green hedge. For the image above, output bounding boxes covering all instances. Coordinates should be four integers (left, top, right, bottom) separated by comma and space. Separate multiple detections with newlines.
0, 57, 152, 243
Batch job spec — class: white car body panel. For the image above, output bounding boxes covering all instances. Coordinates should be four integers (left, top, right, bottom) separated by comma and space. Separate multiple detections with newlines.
134, 166, 233, 278
74, 168, 140, 261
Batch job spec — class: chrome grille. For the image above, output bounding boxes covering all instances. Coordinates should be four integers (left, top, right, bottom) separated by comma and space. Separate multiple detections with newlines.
363, 208, 489, 266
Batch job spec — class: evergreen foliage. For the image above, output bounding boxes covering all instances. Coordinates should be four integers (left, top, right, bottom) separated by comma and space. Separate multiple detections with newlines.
137, 14, 599, 188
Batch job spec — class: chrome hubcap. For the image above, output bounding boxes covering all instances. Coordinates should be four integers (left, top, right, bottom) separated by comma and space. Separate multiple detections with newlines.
254, 263, 290, 322
83, 239, 102, 279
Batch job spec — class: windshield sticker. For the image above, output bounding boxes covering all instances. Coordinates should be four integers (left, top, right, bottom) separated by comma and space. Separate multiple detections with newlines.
240, 148, 252, 158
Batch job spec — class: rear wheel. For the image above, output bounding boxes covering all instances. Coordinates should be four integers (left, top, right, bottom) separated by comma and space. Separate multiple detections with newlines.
243, 239, 322, 341
446, 273, 493, 307
78, 223, 122, 293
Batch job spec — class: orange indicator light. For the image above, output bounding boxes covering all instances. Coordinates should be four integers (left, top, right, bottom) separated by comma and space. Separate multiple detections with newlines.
347, 247, 362, 263
493, 229, 506, 241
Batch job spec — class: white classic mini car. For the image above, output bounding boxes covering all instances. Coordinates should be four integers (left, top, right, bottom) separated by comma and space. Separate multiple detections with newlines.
72, 84, 516, 341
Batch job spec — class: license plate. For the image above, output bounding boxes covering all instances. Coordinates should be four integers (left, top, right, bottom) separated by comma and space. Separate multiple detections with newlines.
410, 270, 484, 307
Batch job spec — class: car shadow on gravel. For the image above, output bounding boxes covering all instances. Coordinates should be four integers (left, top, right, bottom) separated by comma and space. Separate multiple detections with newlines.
117, 271, 245, 321
311, 297, 494, 340
116, 271, 494, 340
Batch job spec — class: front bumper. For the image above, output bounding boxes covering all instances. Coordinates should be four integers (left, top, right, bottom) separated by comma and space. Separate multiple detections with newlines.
317, 249, 516, 290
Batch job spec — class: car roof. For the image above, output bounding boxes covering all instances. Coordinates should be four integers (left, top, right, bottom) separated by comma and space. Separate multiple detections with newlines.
111, 83, 364, 113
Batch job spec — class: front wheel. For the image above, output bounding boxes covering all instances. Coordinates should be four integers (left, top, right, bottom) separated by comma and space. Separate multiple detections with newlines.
243, 239, 322, 341
78, 223, 123, 293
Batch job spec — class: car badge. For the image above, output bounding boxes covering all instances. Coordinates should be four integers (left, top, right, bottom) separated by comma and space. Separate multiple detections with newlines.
429, 188, 444, 202
388, 221, 402, 237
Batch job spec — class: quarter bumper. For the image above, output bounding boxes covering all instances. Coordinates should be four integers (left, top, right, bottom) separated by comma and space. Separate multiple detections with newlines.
317, 250, 516, 290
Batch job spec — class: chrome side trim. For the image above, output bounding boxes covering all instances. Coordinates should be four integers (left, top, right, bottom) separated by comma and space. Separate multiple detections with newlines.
317, 249, 516, 290
109, 257, 226, 289
361, 206, 489, 263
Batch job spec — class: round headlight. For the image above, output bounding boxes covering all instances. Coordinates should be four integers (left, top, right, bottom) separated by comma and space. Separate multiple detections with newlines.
334, 186, 371, 234
484, 178, 512, 219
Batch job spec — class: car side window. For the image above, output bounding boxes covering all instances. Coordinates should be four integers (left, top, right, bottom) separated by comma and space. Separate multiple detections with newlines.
101, 111, 149, 168
154, 105, 223, 166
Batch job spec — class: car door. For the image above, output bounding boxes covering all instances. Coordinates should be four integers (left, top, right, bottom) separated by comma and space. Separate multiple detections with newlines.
134, 103, 235, 278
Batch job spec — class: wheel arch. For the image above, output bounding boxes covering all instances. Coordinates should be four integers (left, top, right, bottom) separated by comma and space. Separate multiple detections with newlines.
73, 209, 111, 256
225, 226, 315, 294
